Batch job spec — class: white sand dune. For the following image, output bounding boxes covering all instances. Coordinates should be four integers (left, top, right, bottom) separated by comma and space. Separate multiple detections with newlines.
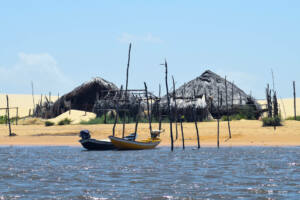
257, 98, 300, 119
0, 94, 58, 118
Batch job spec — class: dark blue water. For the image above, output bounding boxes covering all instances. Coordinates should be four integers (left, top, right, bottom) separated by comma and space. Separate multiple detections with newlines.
0, 146, 300, 199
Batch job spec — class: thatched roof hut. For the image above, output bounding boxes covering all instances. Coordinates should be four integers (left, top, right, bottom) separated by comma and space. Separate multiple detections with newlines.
35, 77, 118, 118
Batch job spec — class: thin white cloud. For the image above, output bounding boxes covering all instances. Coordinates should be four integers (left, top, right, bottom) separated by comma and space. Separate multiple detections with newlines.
118, 33, 163, 44
0, 53, 74, 94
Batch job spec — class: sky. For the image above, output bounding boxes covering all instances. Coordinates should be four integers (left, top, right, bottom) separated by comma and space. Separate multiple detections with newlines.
0, 0, 299, 99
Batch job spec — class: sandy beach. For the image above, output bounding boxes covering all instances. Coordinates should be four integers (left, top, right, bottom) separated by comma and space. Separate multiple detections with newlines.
1, 120, 300, 147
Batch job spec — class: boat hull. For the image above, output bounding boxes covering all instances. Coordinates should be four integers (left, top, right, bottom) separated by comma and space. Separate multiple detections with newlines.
79, 139, 116, 150
109, 136, 160, 150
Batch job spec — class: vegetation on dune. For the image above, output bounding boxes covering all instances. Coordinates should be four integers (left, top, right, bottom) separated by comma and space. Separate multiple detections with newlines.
45, 121, 55, 126
0, 115, 20, 124
220, 105, 257, 121
262, 116, 282, 127
57, 118, 72, 125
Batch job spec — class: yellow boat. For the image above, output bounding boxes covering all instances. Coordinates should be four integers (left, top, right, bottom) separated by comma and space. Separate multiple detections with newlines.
109, 136, 161, 150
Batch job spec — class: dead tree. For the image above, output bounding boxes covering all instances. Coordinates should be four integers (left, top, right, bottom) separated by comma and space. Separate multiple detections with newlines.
164, 60, 174, 151
172, 76, 178, 140
225, 76, 232, 139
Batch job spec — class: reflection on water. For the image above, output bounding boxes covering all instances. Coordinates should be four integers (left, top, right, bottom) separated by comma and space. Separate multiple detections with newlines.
0, 146, 299, 199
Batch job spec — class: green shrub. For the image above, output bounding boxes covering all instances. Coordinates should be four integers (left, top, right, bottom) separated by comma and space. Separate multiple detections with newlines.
286, 116, 300, 121
45, 121, 55, 126
58, 118, 72, 125
262, 117, 282, 127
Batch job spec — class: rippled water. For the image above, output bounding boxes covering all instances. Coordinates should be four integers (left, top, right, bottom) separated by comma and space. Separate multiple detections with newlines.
0, 146, 300, 199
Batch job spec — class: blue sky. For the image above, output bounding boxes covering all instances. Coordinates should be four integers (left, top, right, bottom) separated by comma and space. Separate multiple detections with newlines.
0, 0, 299, 99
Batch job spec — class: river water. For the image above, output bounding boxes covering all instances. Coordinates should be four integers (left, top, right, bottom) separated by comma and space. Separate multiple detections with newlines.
0, 146, 299, 199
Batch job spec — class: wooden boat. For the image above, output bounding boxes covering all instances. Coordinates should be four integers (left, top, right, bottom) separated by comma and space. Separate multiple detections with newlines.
79, 138, 117, 151
79, 130, 138, 151
109, 135, 161, 150
79, 130, 116, 151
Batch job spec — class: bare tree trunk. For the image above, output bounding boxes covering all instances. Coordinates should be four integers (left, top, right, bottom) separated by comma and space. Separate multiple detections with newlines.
164, 60, 174, 151
172, 76, 178, 140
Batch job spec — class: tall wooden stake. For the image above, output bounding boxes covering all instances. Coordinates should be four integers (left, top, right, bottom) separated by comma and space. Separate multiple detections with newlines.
158, 84, 162, 130
225, 76, 232, 139
113, 87, 122, 137
134, 99, 141, 140
293, 81, 296, 120
144, 82, 152, 134
172, 76, 178, 140
6, 95, 12, 136
217, 87, 220, 148
16, 107, 18, 125
164, 60, 174, 151
180, 116, 185, 150
193, 89, 200, 149
122, 43, 132, 138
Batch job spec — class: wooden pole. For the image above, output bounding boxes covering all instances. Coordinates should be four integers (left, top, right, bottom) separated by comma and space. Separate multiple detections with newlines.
125, 43, 131, 97
164, 60, 174, 151
180, 116, 185, 150
144, 82, 152, 134
193, 89, 200, 149
112, 88, 122, 137
134, 99, 141, 139
172, 76, 178, 140
158, 84, 162, 130
293, 81, 296, 120
225, 76, 232, 139
16, 107, 18, 125
122, 43, 131, 138
217, 87, 220, 148
6, 95, 12, 136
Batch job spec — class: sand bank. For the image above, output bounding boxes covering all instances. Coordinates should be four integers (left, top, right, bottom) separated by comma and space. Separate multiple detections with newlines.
1, 120, 300, 147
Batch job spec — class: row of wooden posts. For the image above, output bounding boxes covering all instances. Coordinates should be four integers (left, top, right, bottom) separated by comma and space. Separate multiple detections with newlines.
163, 60, 233, 150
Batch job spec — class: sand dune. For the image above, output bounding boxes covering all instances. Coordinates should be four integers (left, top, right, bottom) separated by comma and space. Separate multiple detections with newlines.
0, 94, 58, 118
257, 98, 300, 119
